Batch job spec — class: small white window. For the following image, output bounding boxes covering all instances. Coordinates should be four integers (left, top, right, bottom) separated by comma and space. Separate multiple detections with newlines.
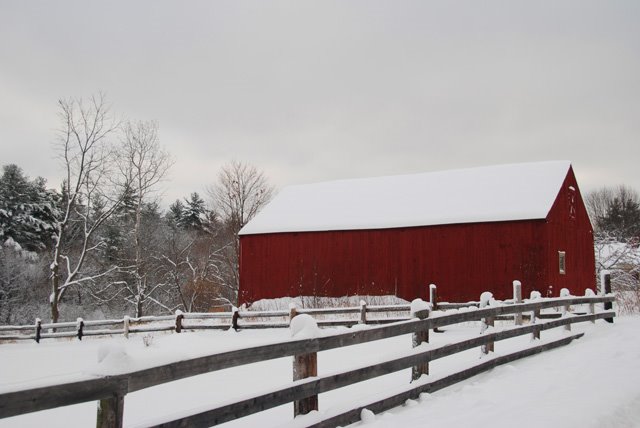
558, 251, 566, 275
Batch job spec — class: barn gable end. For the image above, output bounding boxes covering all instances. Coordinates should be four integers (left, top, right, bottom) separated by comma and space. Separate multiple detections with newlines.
239, 161, 595, 305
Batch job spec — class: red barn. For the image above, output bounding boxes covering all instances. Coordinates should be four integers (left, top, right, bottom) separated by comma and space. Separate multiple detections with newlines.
238, 161, 595, 304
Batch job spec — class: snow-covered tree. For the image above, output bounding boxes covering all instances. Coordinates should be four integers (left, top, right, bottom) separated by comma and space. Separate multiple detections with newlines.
49, 94, 130, 323
113, 120, 172, 316
0, 165, 59, 252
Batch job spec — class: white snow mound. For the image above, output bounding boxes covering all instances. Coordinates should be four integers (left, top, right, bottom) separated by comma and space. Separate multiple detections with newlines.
95, 344, 132, 374
289, 314, 320, 339
410, 298, 431, 316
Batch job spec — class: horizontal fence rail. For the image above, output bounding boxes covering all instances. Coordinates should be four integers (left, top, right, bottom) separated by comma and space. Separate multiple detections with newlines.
0, 291, 616, 428
0, 297, 588, 343
0, 304, 415, 342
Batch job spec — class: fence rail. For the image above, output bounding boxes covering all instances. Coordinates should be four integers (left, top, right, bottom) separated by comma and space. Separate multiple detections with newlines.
0, 297, 576, 343
0, 289, 616, 428
0, 303, 416, 342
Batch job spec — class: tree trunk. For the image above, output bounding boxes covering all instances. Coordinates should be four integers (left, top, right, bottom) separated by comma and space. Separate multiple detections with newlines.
136, 296, 143, 318
50, 259, 60, 324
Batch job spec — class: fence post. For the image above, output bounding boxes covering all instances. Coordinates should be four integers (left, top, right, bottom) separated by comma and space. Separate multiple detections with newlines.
429, 284, 438, 311
359, 300, 367, 324
560, 288, 571, 332
231, 309, 240, 331
289, 303, 297, 323
77, 318, 84, 341
34, 318, 41, 343
429, 284, 443, 333
123, 316, 130, 339
411, 301, 430, 381
480, 292, 494, 354
585, 289, 596, 324
602, 271, 614, 323
513, 280, 523, 326
290, 306, 318, 416
97, 393, 124, 428
175, 311, 184, 333
530, 291, 541, 340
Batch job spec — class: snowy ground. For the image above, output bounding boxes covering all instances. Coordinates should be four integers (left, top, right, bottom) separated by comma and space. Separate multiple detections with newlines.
0, 317, 638, 428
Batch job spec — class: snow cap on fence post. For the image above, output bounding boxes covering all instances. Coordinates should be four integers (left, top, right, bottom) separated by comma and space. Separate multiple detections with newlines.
289, 314, 320, 339
479, 291, 494, 308
410, 298, 431, 319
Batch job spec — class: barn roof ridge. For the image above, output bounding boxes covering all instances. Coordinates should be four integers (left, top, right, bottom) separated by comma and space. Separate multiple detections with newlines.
240, 160, 573, 235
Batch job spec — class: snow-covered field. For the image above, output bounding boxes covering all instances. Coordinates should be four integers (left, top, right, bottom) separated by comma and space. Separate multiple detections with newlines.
1, 317, 639, 428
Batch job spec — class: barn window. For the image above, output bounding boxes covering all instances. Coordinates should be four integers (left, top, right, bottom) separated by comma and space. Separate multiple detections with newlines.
558, 251, 566, 275
568, 186, 576, 220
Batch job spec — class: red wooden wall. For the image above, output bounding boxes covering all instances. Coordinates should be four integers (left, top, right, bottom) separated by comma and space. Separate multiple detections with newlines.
239, 167, 595, 305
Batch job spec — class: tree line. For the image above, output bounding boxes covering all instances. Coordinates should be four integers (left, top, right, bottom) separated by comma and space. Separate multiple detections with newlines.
0, 94, 272, 323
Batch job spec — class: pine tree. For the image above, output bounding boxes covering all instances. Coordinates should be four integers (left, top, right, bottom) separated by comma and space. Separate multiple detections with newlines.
166, 199, 185, 229
599, 196, 640, 240
181, 192, 207, 231
0, 164, 59, 252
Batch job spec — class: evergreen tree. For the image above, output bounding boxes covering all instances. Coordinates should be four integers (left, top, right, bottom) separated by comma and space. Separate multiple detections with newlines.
166, 199, 185, 228
181, 192, 207, 231
598, 196, 640, 240
0, 164, 59, 252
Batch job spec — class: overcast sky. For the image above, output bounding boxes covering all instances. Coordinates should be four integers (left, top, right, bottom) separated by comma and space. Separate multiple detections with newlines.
1, 1, 639, 206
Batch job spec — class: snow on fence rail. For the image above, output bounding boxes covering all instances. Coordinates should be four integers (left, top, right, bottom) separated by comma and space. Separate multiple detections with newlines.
0, 304, 415, 342
0, 285, 580, 343
0, 288, 616, 428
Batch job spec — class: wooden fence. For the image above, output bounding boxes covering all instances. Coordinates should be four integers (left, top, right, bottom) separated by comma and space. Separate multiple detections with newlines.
0, 304, 413, 342
0, 291, 616, 428
0, 283, 579, 343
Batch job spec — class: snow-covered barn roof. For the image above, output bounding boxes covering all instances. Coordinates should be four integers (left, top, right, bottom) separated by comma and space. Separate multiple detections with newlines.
239, 161, 572, 235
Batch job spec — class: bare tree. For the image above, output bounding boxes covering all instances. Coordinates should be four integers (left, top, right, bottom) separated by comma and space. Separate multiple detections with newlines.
116, 120, 172, 317
50, 94, 128, 323
208, 160, 274, 297
157, 228, 232, 312
585, 187, 614, 231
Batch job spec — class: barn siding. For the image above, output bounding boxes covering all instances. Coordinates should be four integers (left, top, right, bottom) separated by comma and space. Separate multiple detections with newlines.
239, 168, 596, 305
543, 167, 596, 295
240, 220, 555, 304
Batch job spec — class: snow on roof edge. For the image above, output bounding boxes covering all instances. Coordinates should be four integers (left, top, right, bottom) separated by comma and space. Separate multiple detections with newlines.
240, 160, 572, 236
